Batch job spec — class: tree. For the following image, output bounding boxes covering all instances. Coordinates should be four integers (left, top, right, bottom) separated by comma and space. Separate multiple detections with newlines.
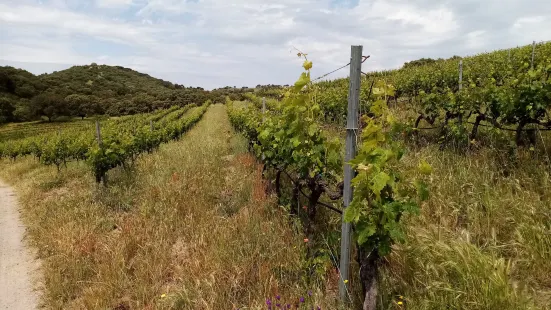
132, 93, 155, 113
0, 97, 15, 123
64, 94, 97, 119
30, 93, 68, 121
13, 99, 33, 122
403, 57, 438, 69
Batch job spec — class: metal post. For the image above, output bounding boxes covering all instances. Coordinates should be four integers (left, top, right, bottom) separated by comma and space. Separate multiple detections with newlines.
339, 45, 362, 302
262, 97, 266, 123
531, 40, 536, 69
95, 120, 102, 147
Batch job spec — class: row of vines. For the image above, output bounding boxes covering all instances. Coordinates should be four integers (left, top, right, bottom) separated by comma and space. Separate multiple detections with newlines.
0, 102, 209, 184
315, 41, 551, 147
227, 58, 431, 309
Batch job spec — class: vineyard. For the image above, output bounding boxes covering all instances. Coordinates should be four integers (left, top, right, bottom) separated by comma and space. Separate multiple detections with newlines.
0, 102, 209, 183
226, 44, 551, 309
315, 41, 551, 149
0, 41, 550, 310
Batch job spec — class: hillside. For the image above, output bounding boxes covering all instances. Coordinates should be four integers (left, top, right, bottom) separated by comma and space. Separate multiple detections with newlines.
0, 64, 211, 123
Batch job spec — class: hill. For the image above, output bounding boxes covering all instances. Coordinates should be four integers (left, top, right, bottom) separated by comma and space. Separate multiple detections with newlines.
0, 64, 211, 123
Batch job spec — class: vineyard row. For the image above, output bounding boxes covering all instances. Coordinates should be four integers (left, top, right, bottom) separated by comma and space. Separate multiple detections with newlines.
0, 102, 209, 184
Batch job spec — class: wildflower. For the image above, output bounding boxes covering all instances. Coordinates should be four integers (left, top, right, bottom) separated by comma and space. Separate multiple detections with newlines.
300, 297, 305, 303
266, 299, 272, 305
286, 304, 291, 309
317, 307, 321, 310
304, 238, 309, 243
398, 295, 404, 299
160, 293, 166, 298
276, 295, 281, 300
276, 304, 281, 308
343, 280, 349, 284
303, 205, 308, 210
397, 301, 403, 305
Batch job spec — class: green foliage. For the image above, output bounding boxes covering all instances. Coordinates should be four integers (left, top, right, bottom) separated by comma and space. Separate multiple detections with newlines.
0, 104, 208, 183
0, 96, 16, 123
229, 58, 342, 181
314, 41, 551, 147
345, 81, 431, 257
0, 64, 210, 122
30, 93, 68, 121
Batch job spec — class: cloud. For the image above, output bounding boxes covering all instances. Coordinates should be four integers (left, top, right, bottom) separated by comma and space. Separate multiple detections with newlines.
96, 0, 133, 8
1, 0, 550, 89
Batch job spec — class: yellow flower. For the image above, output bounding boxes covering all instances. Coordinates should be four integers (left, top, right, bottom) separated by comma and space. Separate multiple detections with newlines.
161, 294, 166, 298
343, 280, 349, 284
397, 301, 403, 305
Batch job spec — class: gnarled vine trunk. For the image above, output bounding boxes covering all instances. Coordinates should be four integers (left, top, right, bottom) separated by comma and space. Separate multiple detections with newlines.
357, 247, 379, 310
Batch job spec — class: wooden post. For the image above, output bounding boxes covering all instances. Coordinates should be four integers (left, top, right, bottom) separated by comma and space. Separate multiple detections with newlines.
339, 45, 362, 302
458, 60, 463, 125
95, 120, 102, 147
95, 120, 107, 185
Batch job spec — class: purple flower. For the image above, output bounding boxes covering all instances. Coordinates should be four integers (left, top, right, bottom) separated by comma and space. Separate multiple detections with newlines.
286, 304, 291, 309
266, 299, 272, 305
276, 295, 281, 300
317, 307, 321, 310
276, 304, 281, 308
300, 297, 305, 303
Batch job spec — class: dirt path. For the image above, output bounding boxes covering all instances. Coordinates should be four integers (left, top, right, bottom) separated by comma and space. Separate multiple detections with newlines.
0, 179, 40, 309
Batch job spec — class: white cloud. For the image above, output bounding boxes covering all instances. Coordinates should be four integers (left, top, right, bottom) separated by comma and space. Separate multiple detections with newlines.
1, 0, 551, 89
96, 0, 133, 8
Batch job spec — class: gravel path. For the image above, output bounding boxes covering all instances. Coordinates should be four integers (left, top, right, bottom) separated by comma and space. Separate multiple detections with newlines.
0, 179, 40, 309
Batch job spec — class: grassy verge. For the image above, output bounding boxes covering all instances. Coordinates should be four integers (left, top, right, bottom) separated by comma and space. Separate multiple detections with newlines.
0, 105, 340, 309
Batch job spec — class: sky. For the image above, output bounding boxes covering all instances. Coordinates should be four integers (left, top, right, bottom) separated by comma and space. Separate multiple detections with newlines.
1, 0, 551, 90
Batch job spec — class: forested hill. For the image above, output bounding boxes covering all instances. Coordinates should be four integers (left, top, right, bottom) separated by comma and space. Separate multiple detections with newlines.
0, 63, 213, 123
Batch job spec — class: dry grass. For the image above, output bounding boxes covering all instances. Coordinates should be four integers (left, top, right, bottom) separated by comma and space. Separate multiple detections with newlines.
0, 105, 341, 309
321, 112, 551, 309
376, 145, 551, 309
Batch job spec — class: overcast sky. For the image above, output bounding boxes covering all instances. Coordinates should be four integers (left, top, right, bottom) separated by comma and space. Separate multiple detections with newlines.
1, 0, 550, 89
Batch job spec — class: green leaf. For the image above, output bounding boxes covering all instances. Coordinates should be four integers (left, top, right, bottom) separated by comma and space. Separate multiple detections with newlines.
415, 180, 430, 201
370, 171, 390, 199
418, 159, 433, 175
357, 225, 376, 245
344, 202, 361, 223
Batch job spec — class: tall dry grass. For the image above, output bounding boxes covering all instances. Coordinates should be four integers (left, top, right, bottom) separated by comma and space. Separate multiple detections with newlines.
0, 105, 341, 309
375, 143, 551, 309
